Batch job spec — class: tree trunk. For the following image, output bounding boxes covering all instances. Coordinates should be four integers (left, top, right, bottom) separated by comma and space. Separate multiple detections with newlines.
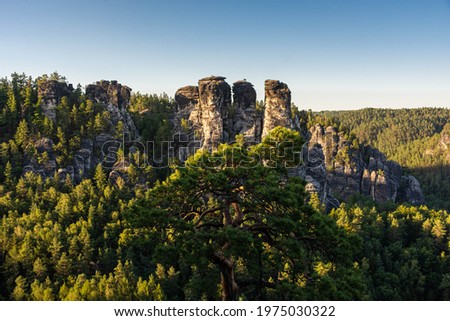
220, 257, 239, 301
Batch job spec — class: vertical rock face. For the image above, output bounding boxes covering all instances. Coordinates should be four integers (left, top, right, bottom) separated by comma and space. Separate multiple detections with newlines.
198, 76, 232, 149
172, 76, 424, 208
173, 86, 202, 160
173, 77, 290, 151
303, 124, 424, 207
173, 77, 233, 156
85, 80, 138, 138
262, 80, 293, 137
307, 125, 341, 168
174, 77, 262, 151
232, 80, 261, 143
175, 86, 200, 111
400, 175, 425, 205
38, 80, 73, 120
174, 85, 201, 129
28, 80, 141, 183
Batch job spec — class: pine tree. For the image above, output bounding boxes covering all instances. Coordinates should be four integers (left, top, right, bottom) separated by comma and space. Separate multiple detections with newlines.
115, 121, 124, 139
126, 129, 351, 300
33, 257, 48, 280
12, 276, 28, 300
94, 163, 107, 190
4, 161, 14, 188
23, 78, 33, 120
42, 117, 54, 137
6, 85, 18, 135
55, 126, 68, 165
57, 96, 70, 124
309, 192, 325, 213
14, 119, 29, 150
55, 252, 72, 278
70, 104, 79, 129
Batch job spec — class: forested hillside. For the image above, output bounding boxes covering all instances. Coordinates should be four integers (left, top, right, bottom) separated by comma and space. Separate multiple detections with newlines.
0, 73, 449, 300
309, 108, 450, 210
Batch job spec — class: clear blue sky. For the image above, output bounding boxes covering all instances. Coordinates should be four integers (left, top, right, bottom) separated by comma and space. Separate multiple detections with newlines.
1, 0, 449, 110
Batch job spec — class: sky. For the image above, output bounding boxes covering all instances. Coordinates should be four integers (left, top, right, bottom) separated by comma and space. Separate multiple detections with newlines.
1, 0, 449, 110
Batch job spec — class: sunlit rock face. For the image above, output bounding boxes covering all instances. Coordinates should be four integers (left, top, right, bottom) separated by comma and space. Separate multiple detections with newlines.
174, 77, 260, 150
31, 80, 140, 183
85, 80, 138, 138
175, 85, 199, 116
38, 80, 73, 121
174, 76, 233, 152
197, 76, 232, 150
262, 79, 293, 138
173, 76, 425, 208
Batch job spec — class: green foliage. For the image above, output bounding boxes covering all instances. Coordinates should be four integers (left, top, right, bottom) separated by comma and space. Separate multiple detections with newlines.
253, 126, 303, 169
310, 108, 450, 211
0, 169, 164, 301
128, 93, 173, 180
124, 131, 362, 300
330, 203, 450, 300
0, 73, 449, 301
14, 119, 29, 150
130, 93, 173, 144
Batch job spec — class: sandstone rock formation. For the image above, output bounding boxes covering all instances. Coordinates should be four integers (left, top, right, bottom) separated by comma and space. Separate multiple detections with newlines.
173, 76, 233, 153
173, 85, 202, 160
23, 138, 57, 178
174, 77, 261, 152
27, 75, 428, 208
173, 76, 425, 208
23, 135, 96, 183
232, 80, 261, 143
262, 80, 293, 137
400, 175, 426, 205
439, 125, 450, 162
174, 86, 200, 116
38, 80, 73, 120
27, 80, 139, 183
85, 80, 138, 138
197, 76, 232, 149
441, 130, 450, 149
302, 124, 424, 207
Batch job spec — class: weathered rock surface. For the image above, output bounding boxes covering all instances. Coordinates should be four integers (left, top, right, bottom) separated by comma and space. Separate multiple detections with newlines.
22, 136, 93, 183
198, 76, 232, 149
262, 80, 293, 137
300, 124, 424, 207
26, 80, 140, 183
109, 159, 130, 186
175, 86, 200, 112
232, 80, 261, 143
86, 80, 139, 138
173, 86, 202, 160
173, 76, 232, 154
439, 126, 450, 162
23, 138, 57, 179
173, 77, 261, 152
400, 175, 425, 205
170, 75, 425, 209
38, 80, 73, 120
174, 85, 201, 130
441, 131, 450, 149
